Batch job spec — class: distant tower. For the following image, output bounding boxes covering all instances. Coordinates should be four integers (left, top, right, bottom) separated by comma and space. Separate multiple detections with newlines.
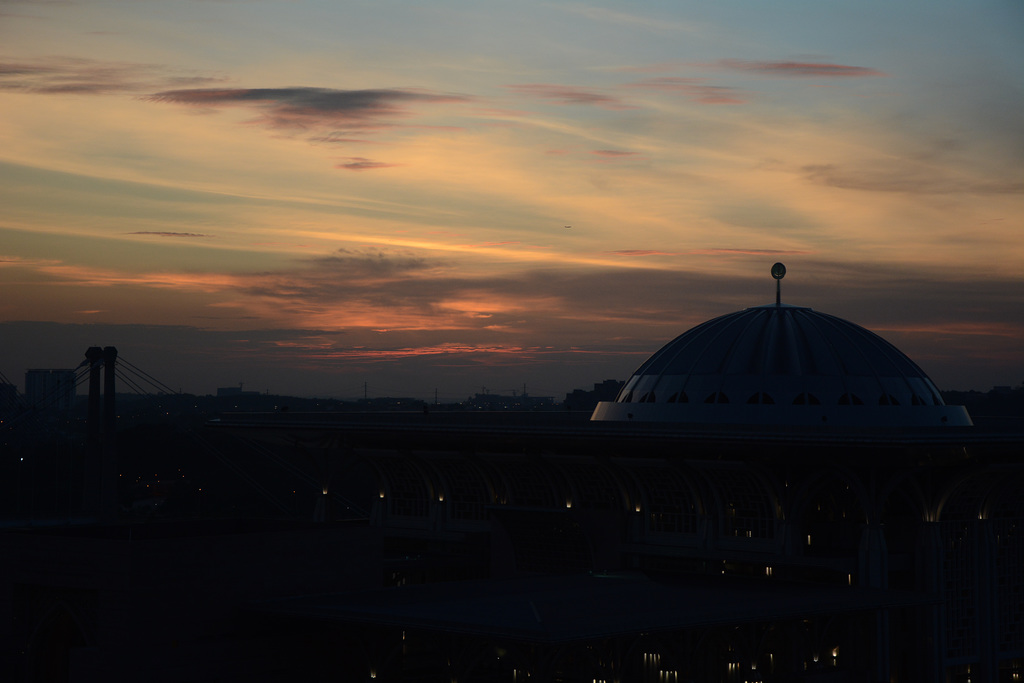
83, 346, 118, 521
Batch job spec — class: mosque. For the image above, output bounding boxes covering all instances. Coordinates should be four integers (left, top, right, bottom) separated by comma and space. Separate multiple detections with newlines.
2, 265, 1022, 682
231, 265, 1018, 682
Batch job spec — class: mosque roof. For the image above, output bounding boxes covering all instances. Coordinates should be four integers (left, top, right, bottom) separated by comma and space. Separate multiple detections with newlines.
592, 266, 972, 427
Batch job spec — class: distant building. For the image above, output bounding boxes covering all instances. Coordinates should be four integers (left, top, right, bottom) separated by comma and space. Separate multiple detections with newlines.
24, 369, 76, 412
216, 385, 261, 397
563, 378, 622, 411
465, 392, 555, 410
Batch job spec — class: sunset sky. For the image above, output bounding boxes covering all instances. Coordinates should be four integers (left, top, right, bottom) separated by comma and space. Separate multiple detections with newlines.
2, 0, 1022, 400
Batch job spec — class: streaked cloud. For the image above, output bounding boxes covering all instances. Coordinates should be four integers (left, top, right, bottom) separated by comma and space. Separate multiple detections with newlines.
127, 231, 213, 238
146, 86, 472, 129
716, 60, 885, 78
0, 56, 223, 95
609, 250, 678, 256
305, 248, 433, 278
335, 157, 400, 171
505, 84, 634, 110
625, 77, 746, 104
690, 248, 815, 256
592, 149, 638, 157
803, 164, 1024, 195
608, 248, 812, 257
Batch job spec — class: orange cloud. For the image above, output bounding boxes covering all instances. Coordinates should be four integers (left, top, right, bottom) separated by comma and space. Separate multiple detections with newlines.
689, 248, 814, 256
609, 250, 679, 256
335, 157, 401, 171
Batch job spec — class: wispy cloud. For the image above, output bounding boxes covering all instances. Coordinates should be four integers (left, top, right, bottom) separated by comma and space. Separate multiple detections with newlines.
0, 56, 224, 95
305, 248, 433, 278
127, 231, 213, 238
625, 77, 746, 105
803, 164, 1024, 195
690, 248, 814, 256
609, 248, 811, 257
609, 250, 678, 256
505, 84, 634, 110
335, 157, 400, 171
716, 60, 885, 78
592, 149, 638, 157
0, 254, 60, 267
147, 86, 471, 129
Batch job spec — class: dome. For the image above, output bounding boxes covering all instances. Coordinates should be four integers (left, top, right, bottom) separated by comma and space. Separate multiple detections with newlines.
591, 302, 972, 427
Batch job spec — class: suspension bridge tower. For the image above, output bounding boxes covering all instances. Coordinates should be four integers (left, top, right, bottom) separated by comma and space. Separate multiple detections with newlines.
84, 346, 118, 522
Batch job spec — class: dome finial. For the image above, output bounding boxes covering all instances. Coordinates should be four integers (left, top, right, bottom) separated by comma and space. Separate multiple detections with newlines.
771, 262, 786, 306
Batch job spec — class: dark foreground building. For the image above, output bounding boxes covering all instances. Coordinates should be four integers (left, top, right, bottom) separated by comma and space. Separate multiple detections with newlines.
2, 269, 1023, 682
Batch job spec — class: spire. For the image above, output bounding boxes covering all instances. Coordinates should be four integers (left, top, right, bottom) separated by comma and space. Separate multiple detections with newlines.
771, 262, 786, 306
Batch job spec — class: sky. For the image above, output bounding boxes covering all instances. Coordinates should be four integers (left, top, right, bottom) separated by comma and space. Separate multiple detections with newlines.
1, 0, 1022, 401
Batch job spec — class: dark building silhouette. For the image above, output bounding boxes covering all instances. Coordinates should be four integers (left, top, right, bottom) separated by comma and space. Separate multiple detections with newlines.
563, 379, 622, 411
2, 267, 1023, 682
216, 385, 261, 397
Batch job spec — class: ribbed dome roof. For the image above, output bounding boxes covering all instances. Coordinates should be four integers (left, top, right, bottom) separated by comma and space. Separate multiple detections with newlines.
592, 303, 972, 427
